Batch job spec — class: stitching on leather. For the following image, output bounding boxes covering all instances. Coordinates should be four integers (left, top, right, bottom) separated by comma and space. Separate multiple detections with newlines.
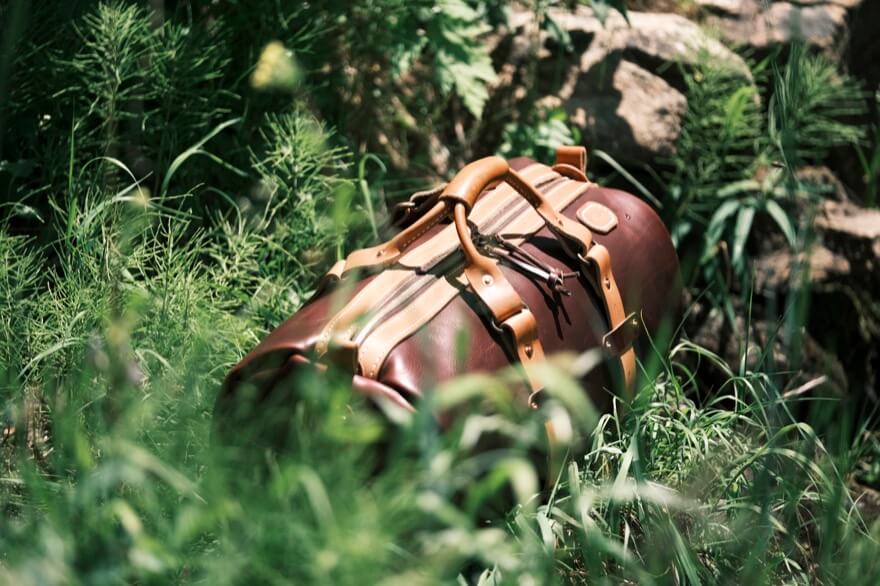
317, 282, 393, 351
330, 163, 554, 371
362, 178, 590, 379
324, 169, 546, 354
417, 173, 563, 272
397, 209, 445, 251
334, 167, 548, 352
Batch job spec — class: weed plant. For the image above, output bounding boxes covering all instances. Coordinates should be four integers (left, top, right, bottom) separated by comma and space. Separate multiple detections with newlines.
1, 2, 879, 584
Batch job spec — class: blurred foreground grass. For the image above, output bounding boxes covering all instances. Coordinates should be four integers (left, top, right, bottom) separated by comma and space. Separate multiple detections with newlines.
2, 1, 880, 584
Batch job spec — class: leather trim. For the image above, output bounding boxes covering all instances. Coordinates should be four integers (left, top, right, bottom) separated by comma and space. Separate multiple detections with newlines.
555, 145, 587, 173
577, 201, 618, 234
356, 177, 590, 387
553, 163, 588, 182
581, 243, 638, 395
439, 156, 509, 212
390, 183, 446, 229
315, 163, 555, 358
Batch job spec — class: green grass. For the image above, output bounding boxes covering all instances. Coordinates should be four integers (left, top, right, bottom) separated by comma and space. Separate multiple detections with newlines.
2, 1, 880, 584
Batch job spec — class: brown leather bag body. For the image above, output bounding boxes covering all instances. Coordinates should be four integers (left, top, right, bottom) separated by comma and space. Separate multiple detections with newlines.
216, 147, 681, 430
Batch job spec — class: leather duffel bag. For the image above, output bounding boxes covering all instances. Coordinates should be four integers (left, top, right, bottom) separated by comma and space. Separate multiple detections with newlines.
215, 146, 681, 433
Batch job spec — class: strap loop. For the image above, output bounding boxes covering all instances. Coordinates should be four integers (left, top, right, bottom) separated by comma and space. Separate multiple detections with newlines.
555, 145, 587, 174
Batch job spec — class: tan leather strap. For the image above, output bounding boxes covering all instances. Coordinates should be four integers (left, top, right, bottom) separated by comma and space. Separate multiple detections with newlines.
390, 183, 447, 229
316, 163, 556, 357
330, 156, 509, 281
315, 271, 413, 355
325, 149, 638, 398
340, 200, 447, 275
449, 158, 638, 396
553, 145, 589, 182
355, 177, 589, 383
581, 244, 637, 395
511, 154, 638, 394
359, 158, 638, 396
454, 203, 547, 395
555, 145, 587, 172
509, 174, 638, 393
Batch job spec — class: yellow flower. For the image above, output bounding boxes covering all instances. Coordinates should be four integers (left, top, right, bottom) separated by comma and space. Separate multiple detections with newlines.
251, 41, 301, 92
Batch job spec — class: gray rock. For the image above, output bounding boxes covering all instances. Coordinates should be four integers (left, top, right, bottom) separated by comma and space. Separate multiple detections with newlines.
511, 8, 752, 83
753, 198, 880, 294
554, 58, 686, 162
506, 7, 751, 165
815, 199, 880, 290
748, 197, 880, 400
697, 0, 861, 54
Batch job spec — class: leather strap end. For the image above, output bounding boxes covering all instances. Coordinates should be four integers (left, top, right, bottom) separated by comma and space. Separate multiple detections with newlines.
602, 312, 640, 356
555, 145, 587, 175
313, 260, 345, 296
325, 339, 360, 374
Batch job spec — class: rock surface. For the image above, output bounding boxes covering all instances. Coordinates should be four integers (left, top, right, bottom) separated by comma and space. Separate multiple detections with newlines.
560, 57, 686, 162
747, 198, 880, 399
696, 0, 865, 56
502, 7, 752, 166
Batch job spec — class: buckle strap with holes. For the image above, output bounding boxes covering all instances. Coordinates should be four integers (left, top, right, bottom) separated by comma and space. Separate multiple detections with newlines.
460, 244, 547, 401
579, 243, 638, 394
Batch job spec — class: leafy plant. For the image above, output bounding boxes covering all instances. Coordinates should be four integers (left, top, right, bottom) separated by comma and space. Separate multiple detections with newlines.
702, 169, 798, 276
769, 43, 866, 172
498, 107, 580, 162
855, 89, 880, 207
664, 58, 765, 247
666, 46, 866, 284
588, 0, 629, 25
2, 2, 879, 585
425, 0, 499, 118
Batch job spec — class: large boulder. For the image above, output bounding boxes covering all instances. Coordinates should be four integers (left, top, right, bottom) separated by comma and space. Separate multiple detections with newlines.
751, 197, 880, 400
503, 7, 751, 166
696, 0, 865, 56
561, 57, 685, 163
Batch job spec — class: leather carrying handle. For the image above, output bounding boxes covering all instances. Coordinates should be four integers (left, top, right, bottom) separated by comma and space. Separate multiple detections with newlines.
328, 157, 509, 281
445, 157, 592, 276
440, 156, 509, 212
445, 154, 637, 397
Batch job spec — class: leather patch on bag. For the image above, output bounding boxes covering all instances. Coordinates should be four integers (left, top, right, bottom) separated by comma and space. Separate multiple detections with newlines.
577, 201, 618, 234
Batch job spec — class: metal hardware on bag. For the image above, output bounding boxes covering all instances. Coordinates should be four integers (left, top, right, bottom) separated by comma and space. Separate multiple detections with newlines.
601, 312, 640, 356
474, 232, 577, 296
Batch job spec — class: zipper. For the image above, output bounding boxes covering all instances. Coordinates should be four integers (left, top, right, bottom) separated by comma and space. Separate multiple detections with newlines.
349, 175, 568, 347
417, 176, 567, 273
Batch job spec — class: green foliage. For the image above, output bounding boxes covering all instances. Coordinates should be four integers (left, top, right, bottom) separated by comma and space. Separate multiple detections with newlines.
58, 2, 230, 190
588, 0, 630, 26
0, 229, 41, 373
664, 59, 765, 246
769, 44, 866, 170
856, 89, 880, 207
498, 107, 580, 162
1, 1, 879, 584
426, 0, 498, 118
665, 46, 866, 284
